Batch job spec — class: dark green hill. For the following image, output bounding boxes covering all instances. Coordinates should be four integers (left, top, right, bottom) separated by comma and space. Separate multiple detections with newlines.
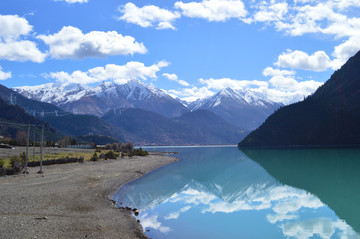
0, 97, 56, 139
102, 108, 247, 145
239, 50, 360, 147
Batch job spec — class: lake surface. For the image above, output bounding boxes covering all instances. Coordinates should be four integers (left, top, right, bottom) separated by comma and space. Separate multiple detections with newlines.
113, 146, 360, 239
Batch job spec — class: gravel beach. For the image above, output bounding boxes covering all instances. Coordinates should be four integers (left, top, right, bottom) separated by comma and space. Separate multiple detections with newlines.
0, 152, 177, 239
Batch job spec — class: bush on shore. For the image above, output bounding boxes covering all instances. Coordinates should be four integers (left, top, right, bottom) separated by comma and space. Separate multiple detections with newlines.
104, 151, 119, 160
129, 147, 149, 157
90, 152, 99, 161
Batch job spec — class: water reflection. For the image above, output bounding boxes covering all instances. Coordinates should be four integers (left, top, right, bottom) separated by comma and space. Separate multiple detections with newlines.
113, 147, 360, 238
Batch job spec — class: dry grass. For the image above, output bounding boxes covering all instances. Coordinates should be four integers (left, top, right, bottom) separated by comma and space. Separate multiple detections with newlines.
0, 146, 99, 168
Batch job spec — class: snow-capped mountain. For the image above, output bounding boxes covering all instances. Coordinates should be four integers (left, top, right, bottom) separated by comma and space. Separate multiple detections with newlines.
189, 88, 283, 130
14, 80, 189, 118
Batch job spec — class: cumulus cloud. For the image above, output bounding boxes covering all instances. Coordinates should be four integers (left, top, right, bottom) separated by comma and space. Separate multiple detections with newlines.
118, 2, 180, 30
45, 61, 168, 85
0, 15, 32, 40
174, 0, 247, 22
0, 41, 47, 63
0, 15, 46, 63
332, 35, 360, 68
199, 77, 268, 90
37, 26, 147, 59
169, 86, 215, 102
262, 67, 323, 103
163, 73, 190, 86
275, 50, 336, 71
248, 1, 360, 71
0, 66, 11, 80
253, 1, 288, 22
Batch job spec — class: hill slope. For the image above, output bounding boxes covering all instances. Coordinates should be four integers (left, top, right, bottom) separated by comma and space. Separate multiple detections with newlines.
102, 108, 246, 145
0, 97, 56, 139
239, 50, 360, 147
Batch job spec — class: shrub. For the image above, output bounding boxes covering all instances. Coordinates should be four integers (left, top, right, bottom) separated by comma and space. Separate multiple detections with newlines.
0, 159, 4, 168
78, 156, 84, 163
10, 155, 24, 173
123, 142, 134, 154
129, 147, 149, 157
90, 152, 99, 162
105, 151, 119, 160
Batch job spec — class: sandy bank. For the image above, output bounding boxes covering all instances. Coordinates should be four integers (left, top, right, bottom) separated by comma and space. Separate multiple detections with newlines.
0, 152, 177, 239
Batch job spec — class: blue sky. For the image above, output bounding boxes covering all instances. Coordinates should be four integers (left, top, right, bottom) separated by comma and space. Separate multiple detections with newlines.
1, 0, 360, 104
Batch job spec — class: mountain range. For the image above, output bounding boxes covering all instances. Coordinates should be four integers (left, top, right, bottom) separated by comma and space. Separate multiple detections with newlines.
1, 83, 248, 145
14, 80, 188, 119
239, 50, 360, 147
14, 79, 281, 131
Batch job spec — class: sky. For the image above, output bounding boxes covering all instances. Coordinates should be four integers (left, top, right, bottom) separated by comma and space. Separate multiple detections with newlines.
1, 0, 360, 104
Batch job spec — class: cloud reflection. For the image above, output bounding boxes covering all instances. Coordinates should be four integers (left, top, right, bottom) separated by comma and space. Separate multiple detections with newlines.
139, 213, 171, 233
281, 218, 360, 239
163, 183, 359, 238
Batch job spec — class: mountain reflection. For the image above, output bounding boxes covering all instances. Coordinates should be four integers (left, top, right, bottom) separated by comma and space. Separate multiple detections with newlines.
113, 147, 360, 238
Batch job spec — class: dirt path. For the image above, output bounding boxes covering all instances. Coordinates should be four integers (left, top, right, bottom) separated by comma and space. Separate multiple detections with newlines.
0, 153, 177, 239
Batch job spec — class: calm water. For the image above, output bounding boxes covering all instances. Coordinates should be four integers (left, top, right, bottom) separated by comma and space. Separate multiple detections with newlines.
113, 146, 360, 239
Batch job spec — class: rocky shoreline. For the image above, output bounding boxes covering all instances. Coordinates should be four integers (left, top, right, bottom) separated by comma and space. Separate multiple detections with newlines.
0, 152, 177, 239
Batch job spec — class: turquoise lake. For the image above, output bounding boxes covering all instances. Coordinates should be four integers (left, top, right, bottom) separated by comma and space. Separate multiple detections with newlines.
113, 146, 360, 239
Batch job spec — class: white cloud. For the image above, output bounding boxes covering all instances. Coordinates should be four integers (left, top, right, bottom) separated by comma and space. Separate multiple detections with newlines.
332, 35, 360, 67
169, 86, 215, 102
0, 41, 47, 63
0, 66, 11, 80
118, 2, 180, 30
174, 0, 247, 22
37, 26, 147, 59
163, 73, 190, 86
0, 15, 46, 63
55, 0, 88, 3
275, 50, 334, 72
253, 1, 288, 22
263, 67, 295, 77
163, 73, 178, 81
262, 67, 323, 103
0, 15, 32, 40
250, 1, 360, 69
199, 78, 269, 90
46, 61, 168, 85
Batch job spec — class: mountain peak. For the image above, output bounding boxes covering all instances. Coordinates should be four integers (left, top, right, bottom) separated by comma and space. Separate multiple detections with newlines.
219, 87, 237, 97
